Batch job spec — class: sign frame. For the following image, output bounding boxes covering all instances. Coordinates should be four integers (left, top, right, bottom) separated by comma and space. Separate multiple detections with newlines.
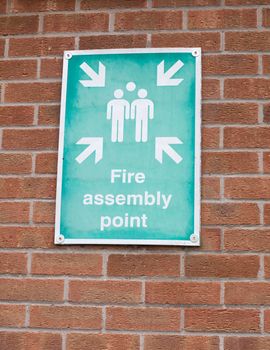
55, 48, 201, 246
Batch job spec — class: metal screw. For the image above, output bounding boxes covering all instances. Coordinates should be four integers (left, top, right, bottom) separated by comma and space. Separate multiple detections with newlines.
57, 234, 65, 243
65, 52, 72, 60
192, 50, 199, 57
190, 234, 198, 243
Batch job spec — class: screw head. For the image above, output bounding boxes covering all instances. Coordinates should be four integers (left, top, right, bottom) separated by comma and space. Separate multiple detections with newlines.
190, 234, 198, 243
65, 52, 72, 60
57, 234, 65, 244
192, 49, 200, 57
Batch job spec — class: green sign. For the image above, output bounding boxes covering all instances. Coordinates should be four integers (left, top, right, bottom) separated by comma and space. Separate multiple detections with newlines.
55, 48, 201, 246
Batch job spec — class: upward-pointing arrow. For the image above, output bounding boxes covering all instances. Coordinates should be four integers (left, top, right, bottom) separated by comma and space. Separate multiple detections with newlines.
157, 60, 184, 86
79, 62, 106, 87
155, 137, 183, 164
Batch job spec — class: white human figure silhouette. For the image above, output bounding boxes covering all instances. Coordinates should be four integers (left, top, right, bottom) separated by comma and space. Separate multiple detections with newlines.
131, 89, 154, 143
107, 89, 130, 142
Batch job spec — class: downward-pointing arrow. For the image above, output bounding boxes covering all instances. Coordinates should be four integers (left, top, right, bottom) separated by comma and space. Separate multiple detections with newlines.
76, 137, 103, 164
157, 60, 184, 86
79, 62, 106, 87
155, 137, 183, 164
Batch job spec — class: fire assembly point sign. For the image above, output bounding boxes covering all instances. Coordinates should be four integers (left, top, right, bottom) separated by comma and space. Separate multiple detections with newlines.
55, 48, 201, 246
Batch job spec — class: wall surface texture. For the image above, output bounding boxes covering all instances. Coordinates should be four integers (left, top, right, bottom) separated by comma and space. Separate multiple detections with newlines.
0, 0, 270, 349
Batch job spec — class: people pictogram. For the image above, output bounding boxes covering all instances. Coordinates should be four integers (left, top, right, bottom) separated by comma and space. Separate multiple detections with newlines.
107, 86, 154, 143
131, 89, 154, 143
106, 89, 130, 142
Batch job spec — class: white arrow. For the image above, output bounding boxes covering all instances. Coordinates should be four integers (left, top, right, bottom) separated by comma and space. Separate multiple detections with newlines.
155, 137, 183, 164
76, 137, 103, 164
157, 60, 184, 86
79, 62, 106, 87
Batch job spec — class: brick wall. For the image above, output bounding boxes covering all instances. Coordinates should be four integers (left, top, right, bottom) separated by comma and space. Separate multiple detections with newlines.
0, 0, 270, 349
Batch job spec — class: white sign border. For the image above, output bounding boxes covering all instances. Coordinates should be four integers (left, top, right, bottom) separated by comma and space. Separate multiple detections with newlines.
55, 48, 202, 246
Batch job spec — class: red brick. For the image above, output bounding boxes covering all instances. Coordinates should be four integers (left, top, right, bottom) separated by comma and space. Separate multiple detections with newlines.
30, 305, 102, 329
3, 129, 58, 150
0, 39, 4, 56
38, 105, 60, 125
264, 104, 270, 123
185, 254, 259, 278
263, 8, 270, 27
226, 0, 270, 3
0, 202, 29, 223
264, 310, 270, 332
225, 282, 270, 305
225, 32, 270, 52
0, 153, 32, 174
202, 177, 220, 199
0, 15, 38, 35
202, 103, 258, 124
198, 228, 221, 251
9, 37, 75, 57
69, 280, 142, 304
263, 55, 270, 74
32, 253, 102, 276
0, 278, 64, 301
265, 204, 270, 225
202, 79, 220, 99
0, 106, 34, 126
152, 32, 220, 52
224, 127, 270, 148
0, 252, 27, 274
80, 34, 147, 49
0, 177, 56, 199
0, 0, 6, 13
153, 0, 220, 5
225, 79, 270, 99
225, 177, 270, 199
145, 281, 220, 305
81, 0, 146, 9
0, 332, 62, 350
5, 82, 61, 103
224, 229, 270, 252
108, 254, 180, 277
189, 9, 257, 30
203, 152, 258, 175
0, 59, 37, 80
202, 202, 260, 225
67, 334, 140, 350
202, 128, 220, 149
144, 335, 219, 350
35, 153, 58, 173
0, 305, 25, 327
33, 201, 55, 223
224, 337, 270, 350
0, 226, 54, 249
44, 13, 108, 33
40, 58, 62, 78
11, 0, 75, 12
107, 307, 180, 331
115, 10, 182, 31
264, 257, 270, 278
203, 55, 258, 76
185, 308, 260, 332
